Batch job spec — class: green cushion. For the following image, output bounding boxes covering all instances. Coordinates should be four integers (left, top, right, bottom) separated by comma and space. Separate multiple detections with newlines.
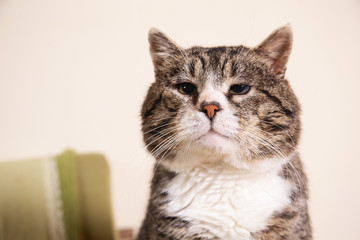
0, 150, 117, 240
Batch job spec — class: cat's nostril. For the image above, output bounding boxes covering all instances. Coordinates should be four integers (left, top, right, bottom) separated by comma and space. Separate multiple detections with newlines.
201, 102, 220, 120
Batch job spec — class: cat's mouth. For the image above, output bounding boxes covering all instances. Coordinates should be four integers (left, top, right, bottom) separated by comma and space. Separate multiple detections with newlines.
198, 129, 230, 140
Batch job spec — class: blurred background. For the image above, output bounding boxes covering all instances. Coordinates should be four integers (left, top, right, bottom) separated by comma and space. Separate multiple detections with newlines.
1, 0, 359, 239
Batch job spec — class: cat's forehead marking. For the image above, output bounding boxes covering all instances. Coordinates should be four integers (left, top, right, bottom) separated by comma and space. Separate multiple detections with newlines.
187, 47, 229, 79
199, 49, 246, 85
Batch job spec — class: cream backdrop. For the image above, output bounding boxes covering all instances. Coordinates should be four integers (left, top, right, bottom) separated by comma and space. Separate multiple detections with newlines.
1, 0, 359, 239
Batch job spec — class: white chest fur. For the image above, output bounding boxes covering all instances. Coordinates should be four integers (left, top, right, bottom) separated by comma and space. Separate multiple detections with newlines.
164, 162, 293, 240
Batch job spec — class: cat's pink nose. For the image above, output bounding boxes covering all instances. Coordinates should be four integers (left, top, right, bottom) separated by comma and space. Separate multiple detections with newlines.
202, 104, 219, 120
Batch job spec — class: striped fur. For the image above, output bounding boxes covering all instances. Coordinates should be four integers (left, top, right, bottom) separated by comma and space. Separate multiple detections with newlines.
138, 26, 312, 240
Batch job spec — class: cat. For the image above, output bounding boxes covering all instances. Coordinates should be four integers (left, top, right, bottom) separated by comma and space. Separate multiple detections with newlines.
137, 25, 312, 240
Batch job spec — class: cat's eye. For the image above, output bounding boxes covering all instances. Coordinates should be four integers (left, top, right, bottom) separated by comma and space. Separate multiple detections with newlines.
229, 84, 251, 95
177, 82, 196, 95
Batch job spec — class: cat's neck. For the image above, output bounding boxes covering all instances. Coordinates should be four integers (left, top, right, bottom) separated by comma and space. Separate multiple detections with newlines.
161, 147, 296, 178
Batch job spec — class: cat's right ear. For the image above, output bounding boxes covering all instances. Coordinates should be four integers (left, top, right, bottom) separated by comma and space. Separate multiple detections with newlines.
254, 25, 293, 79
148, 28, 186, 69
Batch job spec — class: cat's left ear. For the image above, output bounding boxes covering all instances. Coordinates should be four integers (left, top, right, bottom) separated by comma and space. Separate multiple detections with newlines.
148, 28, 186, 70
254, 25, 293, 78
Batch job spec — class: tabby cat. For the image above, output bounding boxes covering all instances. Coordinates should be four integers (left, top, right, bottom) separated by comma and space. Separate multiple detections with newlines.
137, 25, 312, 240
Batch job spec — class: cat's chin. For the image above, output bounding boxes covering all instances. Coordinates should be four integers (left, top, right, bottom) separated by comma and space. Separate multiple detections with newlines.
196, 130, 233, 149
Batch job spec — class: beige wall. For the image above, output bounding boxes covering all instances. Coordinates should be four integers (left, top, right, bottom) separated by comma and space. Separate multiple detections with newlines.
1, 0, 360, 239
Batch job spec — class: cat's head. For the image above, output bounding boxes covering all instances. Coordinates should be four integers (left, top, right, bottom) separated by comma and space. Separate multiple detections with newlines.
141, 25, 301, 172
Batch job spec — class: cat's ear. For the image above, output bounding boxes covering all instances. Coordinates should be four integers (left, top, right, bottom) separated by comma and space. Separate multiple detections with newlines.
148, 28, 186, 69
254, 25, 293, 78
